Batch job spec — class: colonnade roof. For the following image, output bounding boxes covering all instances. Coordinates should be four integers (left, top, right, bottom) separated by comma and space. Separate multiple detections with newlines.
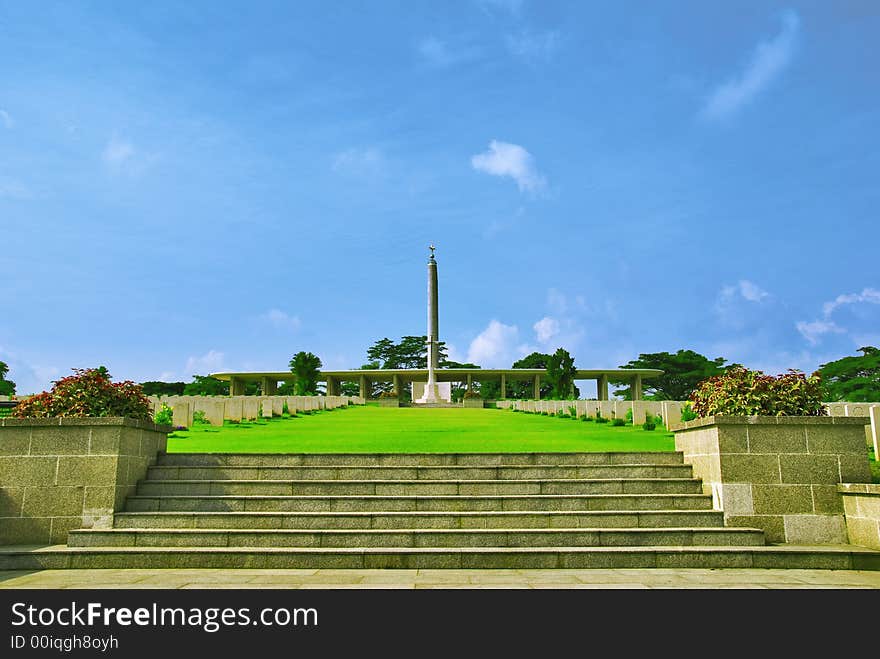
210, 368, 663, 382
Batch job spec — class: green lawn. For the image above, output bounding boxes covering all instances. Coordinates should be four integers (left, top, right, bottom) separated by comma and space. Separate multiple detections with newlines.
166, 406, 676, 453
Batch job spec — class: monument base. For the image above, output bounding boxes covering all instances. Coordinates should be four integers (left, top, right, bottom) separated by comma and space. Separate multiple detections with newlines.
412, 381, 452, 404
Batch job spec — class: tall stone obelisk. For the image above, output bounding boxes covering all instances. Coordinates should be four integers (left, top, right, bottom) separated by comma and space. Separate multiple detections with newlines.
423, 245, 440, 402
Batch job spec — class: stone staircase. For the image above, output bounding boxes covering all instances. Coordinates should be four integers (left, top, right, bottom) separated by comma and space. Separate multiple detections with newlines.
2, 452, 879, 570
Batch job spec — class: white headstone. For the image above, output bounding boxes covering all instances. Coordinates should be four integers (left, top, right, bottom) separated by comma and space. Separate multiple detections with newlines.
172, 402, 191, 428
243, 398, 260, 420
224, 398, 243, 422
869, 406, 880, 458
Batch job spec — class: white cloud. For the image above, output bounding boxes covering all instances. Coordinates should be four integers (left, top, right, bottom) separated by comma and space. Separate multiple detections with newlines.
796, 287, 880, 345
533, 316, 560, 344
184, 350, 226, 376
0, 110, 12, 129
506, 30, 561, 62
795, 320, 845, 346
477, 0, 523, 16
102, 136, 136, 168
547, 288, 568, 314
822, 288, 880, 317
471, 140, 546, 193
0, 346, 58, 395
0, 179, 33, 200
716, 280, 770, 312
466, 320, 524, 367
417, 36, 481, 68
260, 309, 301, 332
444, 343, 466, 364
332, 147, 385, 177
738, 280, 770, 302
702, 10, 800, 120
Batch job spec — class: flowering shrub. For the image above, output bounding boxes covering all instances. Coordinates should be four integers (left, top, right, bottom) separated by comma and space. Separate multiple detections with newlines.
690, 367, 825, 418
680, 402, 697, 422
463, 390, 482, 399
13, 368, 152, 421
154, 403, 173, 426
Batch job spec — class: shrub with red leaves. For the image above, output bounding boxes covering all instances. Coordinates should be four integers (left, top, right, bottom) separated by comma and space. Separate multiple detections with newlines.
13, 368, 152, 421
690, 367, 825, 418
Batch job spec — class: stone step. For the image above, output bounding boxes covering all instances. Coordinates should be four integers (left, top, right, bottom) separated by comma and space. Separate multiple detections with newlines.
67, 527, 767, 549
3, 545, 878, 571
157, 452, 685, 467
135, 478, 704, 497
112, 509, 728, 530
146, 464, 694, 481
124, 493, 715, 513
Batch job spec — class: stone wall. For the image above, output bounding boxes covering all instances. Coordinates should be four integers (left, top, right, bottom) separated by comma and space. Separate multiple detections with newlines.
674, 416, 871, 544
839, 484, 880, 550
0, 417, 169, 545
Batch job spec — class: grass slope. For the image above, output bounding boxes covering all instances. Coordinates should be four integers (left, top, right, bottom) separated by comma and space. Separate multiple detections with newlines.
166, 406, 676, 454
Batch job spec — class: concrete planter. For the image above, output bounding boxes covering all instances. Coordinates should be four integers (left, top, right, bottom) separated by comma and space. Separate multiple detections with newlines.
0, 417, 170, 545
839, 484, 880, 550
462, 398, 484, 408
673, 415, 871, 544
375, 398, 400, 408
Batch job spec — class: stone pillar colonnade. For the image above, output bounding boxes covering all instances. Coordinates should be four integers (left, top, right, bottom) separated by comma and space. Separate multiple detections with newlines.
631, 373, 643, 401
229, 377, 245, 396
260, 377, 277, 396
597, 374, 609, 401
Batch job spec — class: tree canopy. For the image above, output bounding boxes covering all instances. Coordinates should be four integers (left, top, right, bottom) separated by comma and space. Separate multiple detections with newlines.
360, 337, 476, 400
289, 351, 323, 395
183, 375, 229, 396
613, 350, 730, 400
140, 381, 186, 397
365, 336, 451, 369
509, 352, 553, 399
545, 348, 579, 399
0, 360, 14, 396
818, 347, 880, 402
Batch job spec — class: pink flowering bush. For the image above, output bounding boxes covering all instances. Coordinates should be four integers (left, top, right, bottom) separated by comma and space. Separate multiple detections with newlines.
14, 368, 152, 421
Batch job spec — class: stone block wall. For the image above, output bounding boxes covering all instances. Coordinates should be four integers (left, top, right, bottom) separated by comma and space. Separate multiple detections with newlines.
674, 416, 872, 544
839, 484, 880, 550
0, 417, 169, 545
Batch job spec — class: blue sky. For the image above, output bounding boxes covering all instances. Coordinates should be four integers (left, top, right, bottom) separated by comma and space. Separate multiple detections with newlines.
1, 1, 878, 395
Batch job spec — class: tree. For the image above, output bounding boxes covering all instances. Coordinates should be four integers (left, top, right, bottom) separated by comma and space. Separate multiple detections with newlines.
443, 361, 480, 400
0, 360, 15, 396
818, 347, 880, 402
183, 375, 229, 396
546, 348, 579, 399
289, 351, 323, 395
612, 350, 730, 400
510, 352, 554, 399
140, 381, 186, 396
363, 336, 456, 399
364, 336, 450, 370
